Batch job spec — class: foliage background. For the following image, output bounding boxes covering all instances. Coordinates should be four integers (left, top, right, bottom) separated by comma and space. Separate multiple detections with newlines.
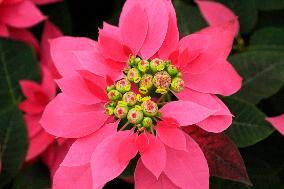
0, 0, 283, 188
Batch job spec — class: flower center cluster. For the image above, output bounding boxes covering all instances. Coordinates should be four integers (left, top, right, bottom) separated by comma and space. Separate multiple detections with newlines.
105, 56, 184, 132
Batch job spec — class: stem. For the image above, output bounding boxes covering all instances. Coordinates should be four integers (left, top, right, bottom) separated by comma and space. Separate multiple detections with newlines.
157, 102, 167, 106
119, 121, 130, 131
157, 94, 166, 103
150, 126, 155, 135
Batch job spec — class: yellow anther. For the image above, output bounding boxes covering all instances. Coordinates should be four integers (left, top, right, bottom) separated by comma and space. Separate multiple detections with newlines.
118, 101, 127, 107
136, 94, 142, 102
142, 96, 151, 102
157, 64, 165, 71
156, 88, 168, 94
134, 76, 141, 83
139, 87, 148, 94
135, 105, 142, 111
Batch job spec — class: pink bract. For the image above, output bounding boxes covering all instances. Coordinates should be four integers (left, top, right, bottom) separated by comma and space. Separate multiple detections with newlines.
41, 0, 242, 188
266, 114, 284, 136
19, 21, 62, 161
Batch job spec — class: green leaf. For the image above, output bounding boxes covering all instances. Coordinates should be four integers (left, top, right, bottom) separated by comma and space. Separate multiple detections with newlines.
210, 158, 282, 189
219, 0, 258, 34
255, 0, 284, 11
41, 1, 72, 35
0, 108, 28, 187
173, 0, 207, 36
0, 38, 39, 109
12, 161, 51, 189
0, 38, 39, 187
229, 51, 284, 104
223, 97, 274, 148
250, 27, 284, 46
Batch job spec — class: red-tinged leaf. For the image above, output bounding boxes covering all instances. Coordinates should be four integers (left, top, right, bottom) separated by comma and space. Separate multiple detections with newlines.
183, 126, 252, 185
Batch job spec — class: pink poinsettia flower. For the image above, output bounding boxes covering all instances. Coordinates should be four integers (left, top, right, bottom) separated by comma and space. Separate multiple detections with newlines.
18, 21, 62, 161
41, 0, 242, 188
266, 114, 284, 136
0, 0, 61, 50
196, 0, 239, 36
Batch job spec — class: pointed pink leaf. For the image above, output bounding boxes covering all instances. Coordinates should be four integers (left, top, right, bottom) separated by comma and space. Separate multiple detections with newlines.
184, 126, 252, 185
50, 36, 95, 77
266, 114, 284, 136
61, 122, 118, 167
8, 28, 40, 52
73, 50, 124, 81
53, 164, 95, 189
160, 100, 216, 126
91, 131, 133, 188
140, 0, 168, 59
98, 29, 129, 62
18, 100, 45, 114
41, 21, 63, 79
135, 160, 181, 189
0, 0, 46, 28
199, 19, 237, 59
156, 120, 187, 151
0, 22, 9, 37
140, 134, 166, 179
158, 0, 179, 59
135, 132, 150, 153
120, 3, 148, 55
26, 130, 54, 161
23, 114, 42, 138
184, 59, 242, 96
19, 80, 44, 101
40, 93, 108, 138
118, 133, 138, 163
40, 65, 56, 100
164, 134, 209, 189
56, 75, 102, 105
196, 0, 239, 36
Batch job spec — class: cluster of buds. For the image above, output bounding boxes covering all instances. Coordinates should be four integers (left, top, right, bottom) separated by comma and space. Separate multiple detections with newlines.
105, 55, 185, 132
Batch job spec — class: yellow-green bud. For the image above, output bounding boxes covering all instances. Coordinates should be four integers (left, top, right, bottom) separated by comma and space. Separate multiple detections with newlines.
116, 78, 131, 93
138, 60, 150, 72
107, 90, 121, 101
141, 100, 158, 117
127, 108, 144, 124
170, 77, 185, 93
150, 58, 165, 72
114, 105, 129, 119
127, 68, 141, 82
123, 92, 137, 106
106, 85, 115, 93
167, 64, 178, 76
142, 117, 153, 128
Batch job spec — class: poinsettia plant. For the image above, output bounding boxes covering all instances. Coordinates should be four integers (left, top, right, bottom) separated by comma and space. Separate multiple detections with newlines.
0, 0, 283, 189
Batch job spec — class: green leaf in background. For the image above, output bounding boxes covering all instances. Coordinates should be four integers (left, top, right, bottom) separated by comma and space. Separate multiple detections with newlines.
250, 27, 284, 49
210, 157, 282, 189
219, 0, 258, 34
223, 97, 274, 148
41, 1, 72, 35
255, 0, 284, 11
173, 0, 207, 36
0, 109, 28, 188
0, 38, 39, 187
12, 161, 51, 189
230, 51, 284, 104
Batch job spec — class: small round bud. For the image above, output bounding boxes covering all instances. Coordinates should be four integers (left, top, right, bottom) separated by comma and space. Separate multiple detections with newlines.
116, 78, 131, 93
128, 55, 136, 66
150, 58, 165, 72
107, 90, 121, 101
108, 101, 116, 107
106, 85, 115, 93
141, 100, 158, 117
135, 57, 142, 64
142, 117, 153, 128
127, 68, 141, 82
177, 72, 182, 78
153, 71, 172, 90
138, 60, 150, 72
123, 92, 137, 106
167, 64, 178, 76
106, 106, 115, 116
140, 74, 153, 90
170, 77, 185, 93
114, 105, 129, 119
127, 108, 144, 124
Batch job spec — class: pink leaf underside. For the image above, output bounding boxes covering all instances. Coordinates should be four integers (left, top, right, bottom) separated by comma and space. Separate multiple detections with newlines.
0, 0, 46, 28
266, 114, 284, 136
50, 36, 96, 77
40, 93, 108, 138
163, 134, 209, 189
135, 159, 182, 189
160, 100, 217, 126
61, 121, 118, 167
